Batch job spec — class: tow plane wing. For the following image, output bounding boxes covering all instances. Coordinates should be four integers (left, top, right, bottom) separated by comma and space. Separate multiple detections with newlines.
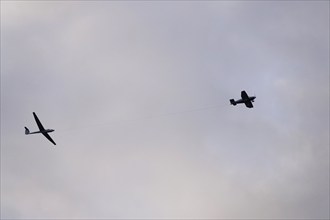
244, 100, 253, 108
241, 90, 249, 100
241, 91, 254, 108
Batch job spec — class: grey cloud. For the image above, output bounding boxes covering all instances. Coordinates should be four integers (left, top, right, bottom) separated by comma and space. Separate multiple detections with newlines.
1, 1, 329, 219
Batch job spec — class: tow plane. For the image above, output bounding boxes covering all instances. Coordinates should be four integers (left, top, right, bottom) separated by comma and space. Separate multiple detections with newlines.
230, 90, 256, 108
25, 112, 56, 145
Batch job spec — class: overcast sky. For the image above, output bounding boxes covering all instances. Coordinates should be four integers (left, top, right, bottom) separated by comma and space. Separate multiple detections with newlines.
1, 1, 329, 219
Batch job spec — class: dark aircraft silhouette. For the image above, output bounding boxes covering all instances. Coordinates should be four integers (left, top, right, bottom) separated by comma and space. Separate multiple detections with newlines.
230, 90, 256, 108
25, 112, 56, 145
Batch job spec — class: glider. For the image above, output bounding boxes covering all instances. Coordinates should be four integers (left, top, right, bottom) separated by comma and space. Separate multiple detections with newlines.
25, 112, 56, 145
230, 90, 256, 108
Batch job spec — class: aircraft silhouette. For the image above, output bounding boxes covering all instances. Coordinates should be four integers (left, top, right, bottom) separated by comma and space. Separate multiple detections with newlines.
25, 112, 56, 145
230, 90, 256, 108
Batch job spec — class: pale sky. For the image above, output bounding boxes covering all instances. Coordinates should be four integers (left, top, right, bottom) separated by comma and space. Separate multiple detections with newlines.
1, 1, 329, 219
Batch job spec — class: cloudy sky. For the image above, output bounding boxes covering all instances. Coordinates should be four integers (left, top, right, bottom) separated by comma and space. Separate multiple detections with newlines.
1, 1, 329, 219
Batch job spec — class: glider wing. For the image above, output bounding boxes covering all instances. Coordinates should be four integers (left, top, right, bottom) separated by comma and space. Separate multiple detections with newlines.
42, 132, 56, 145
33, 112, 45, 131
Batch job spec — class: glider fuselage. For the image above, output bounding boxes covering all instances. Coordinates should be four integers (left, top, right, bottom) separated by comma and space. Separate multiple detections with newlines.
27, 129, 55, 134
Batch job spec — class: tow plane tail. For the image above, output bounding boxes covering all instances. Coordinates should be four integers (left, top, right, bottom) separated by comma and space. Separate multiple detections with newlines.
25, 127, 30, 135
230, 99, 236, 106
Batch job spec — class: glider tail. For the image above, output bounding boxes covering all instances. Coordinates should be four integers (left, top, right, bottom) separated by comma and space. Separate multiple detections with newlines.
230, 99, 237, 106
25, 127, 30, 135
